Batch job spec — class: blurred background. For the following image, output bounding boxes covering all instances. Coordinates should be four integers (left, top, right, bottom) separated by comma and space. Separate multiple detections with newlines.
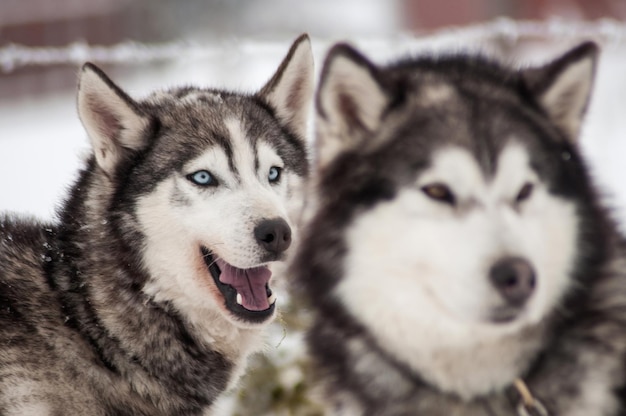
2, 0, 626, 97
4, 0, 626, 223
2, 1, 626, 415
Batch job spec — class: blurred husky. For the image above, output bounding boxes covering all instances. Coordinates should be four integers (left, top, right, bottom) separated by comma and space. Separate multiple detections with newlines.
293, 41, 626, 415
0, 35, 313, 415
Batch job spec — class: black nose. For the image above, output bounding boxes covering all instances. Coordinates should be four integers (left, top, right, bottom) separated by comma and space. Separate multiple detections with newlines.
254, 218, 292, 256
489, 257, 536, 306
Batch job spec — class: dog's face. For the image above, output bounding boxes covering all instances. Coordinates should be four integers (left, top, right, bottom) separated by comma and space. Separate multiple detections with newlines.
134, 101, 307, 327
342, 141, 578, 333
169, 119, 297, 269
77, 35, 313, 329
303, 42, 599, 396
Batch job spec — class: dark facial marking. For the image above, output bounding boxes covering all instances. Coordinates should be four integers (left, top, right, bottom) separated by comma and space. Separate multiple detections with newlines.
170, 181, 191, 207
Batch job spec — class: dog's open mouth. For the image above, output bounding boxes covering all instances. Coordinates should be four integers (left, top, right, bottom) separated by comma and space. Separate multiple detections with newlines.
201, 247, 276, 322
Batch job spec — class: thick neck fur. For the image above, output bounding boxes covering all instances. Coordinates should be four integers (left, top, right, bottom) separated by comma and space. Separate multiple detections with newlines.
299, 180, 626, 415
307, 240, 626, 416
50, 160, 259, 413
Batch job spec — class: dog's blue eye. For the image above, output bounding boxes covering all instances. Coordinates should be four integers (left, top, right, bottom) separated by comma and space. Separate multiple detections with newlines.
268, 166, 282, 183
188, 170, 217, 187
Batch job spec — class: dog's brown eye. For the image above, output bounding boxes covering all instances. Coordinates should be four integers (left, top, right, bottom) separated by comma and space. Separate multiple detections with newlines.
516, 182, 534, 203
421, 183, 455, 205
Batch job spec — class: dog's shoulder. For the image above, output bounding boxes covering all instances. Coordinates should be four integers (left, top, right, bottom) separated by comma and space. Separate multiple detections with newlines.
0, 214, 59, 319
0, 213, 54, 266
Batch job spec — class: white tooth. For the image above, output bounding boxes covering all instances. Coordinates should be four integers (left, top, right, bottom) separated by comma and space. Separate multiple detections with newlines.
236, 293, 243, 305
268, 293, 277, 305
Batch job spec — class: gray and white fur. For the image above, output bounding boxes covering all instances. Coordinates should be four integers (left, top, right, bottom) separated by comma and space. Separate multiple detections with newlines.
292, 41, 626, 415
0, 34, 313, 415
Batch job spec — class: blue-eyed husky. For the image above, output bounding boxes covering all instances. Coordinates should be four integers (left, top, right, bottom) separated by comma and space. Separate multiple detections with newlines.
0, 35, 313, 415
293, 41, 626, 415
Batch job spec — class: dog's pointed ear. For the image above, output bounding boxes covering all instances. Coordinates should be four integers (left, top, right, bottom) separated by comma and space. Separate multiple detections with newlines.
258, 34, 314, 142
77, 63, 152, 176
315, 44, 390, 169
523, 41, 599, 141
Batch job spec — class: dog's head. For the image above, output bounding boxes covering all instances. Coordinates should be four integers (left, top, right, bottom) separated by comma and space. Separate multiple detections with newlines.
300, 41, 602, 396
76, 35, 313, 329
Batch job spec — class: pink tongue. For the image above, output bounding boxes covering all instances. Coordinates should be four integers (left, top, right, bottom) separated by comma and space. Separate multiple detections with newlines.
215, 259, 272, 311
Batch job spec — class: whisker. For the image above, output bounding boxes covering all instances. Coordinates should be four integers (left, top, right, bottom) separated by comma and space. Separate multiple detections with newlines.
201, 247, 222, 268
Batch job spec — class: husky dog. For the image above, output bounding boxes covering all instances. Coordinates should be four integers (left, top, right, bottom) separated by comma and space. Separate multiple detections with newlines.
293, 41, 626, 415
0, 35, 313, 415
